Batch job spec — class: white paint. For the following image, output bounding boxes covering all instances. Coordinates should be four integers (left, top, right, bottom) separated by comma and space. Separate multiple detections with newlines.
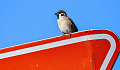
87, 34, 116, 70
37, 64, 38, 67
0, 34, 116, 70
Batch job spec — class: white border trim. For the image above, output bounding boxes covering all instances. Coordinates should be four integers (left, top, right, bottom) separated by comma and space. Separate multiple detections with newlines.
0, 34, 116, 70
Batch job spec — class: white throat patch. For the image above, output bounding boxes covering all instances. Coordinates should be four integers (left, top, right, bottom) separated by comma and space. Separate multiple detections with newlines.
57, 13, 66, 23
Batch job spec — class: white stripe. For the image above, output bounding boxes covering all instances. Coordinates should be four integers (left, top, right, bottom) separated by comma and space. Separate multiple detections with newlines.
87, 34, 116, 70
0, 34, 116, 70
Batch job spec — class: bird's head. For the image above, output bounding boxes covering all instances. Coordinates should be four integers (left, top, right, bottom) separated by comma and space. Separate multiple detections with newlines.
55, 10, 67, 19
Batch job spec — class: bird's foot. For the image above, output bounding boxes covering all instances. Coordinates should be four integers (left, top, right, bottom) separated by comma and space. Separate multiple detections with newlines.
62, 34, 65, 39
68, 32, 72, 38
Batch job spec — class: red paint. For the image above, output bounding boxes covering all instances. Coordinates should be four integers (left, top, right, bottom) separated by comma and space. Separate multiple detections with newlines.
0, 29, 119, 70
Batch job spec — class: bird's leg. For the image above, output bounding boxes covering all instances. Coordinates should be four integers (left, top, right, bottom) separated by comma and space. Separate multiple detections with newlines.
68, 32, 72, 38
62, 34, 65, 39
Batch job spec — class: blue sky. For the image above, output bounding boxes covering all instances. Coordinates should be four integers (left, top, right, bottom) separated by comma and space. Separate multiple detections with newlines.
0, 0, 120, 69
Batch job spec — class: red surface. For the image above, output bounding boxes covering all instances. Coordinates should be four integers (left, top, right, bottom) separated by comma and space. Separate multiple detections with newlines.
0, 29, 120, 70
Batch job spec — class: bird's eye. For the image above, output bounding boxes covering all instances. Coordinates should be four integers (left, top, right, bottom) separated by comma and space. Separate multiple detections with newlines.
61, 14, 64, 16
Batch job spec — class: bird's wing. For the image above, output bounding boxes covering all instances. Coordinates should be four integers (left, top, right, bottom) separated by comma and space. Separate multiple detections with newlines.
68, 17, 78, 32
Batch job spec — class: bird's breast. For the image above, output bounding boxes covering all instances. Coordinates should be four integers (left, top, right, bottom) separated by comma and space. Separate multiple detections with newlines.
58, 18, 72, 34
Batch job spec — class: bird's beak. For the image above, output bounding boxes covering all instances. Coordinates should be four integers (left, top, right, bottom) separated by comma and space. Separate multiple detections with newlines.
55, 13, 57, 15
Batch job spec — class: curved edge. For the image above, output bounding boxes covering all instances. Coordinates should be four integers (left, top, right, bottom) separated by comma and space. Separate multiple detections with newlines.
87, 34, 116, 70
0, 34, 117, 70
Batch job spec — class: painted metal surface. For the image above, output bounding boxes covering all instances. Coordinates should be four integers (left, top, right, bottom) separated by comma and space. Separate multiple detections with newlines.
0, 29, 119, 70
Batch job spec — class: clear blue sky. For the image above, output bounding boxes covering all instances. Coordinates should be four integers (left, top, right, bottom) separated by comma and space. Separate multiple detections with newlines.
0, 0, 120, 69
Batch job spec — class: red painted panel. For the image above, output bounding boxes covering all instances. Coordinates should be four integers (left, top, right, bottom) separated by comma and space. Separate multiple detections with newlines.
0, 29, 119, 70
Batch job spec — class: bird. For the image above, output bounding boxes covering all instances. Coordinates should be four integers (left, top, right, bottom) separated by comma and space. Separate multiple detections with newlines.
55, 10, 78, 38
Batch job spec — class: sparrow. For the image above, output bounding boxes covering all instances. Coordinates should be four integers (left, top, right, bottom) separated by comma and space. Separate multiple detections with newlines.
55, 10, 78, 38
